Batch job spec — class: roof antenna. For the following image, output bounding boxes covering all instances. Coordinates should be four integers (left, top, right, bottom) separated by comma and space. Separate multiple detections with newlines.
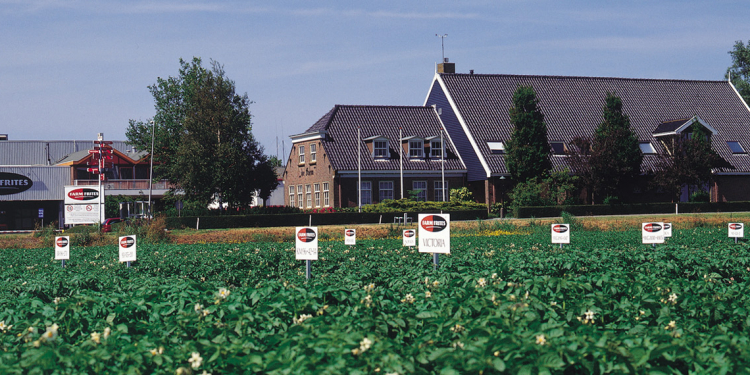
436, 34, 448, 62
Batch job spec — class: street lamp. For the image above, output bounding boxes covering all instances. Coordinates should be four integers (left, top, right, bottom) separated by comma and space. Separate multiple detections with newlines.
148, 120, 155, 219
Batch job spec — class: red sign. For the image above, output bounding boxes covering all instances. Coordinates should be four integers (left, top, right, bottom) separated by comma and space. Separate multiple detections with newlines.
730, 223, 743, 230
297, 228, 316, 243
404, 230, 415, 238
420, 215, 448, 232
552, 225, 568, 233
67, 188, 99, 201
644, 223, 662, 233
345, 229, 355, 237
120, 236, 135, 248
56, 237, 68, 247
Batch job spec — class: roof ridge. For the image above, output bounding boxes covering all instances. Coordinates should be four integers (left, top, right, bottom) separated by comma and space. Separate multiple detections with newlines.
441, 72, 727, 84
333, 104, 432, 109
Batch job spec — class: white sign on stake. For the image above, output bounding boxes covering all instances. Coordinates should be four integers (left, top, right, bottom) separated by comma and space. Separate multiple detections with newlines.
642, 222, 665, 244
551, 224, 570, 244
402, 229, 416, 247
663, 223, 672, 238
119, 235, 137, 262
344, 229, 356, 246
54, 236, 70, 260
295, 227, 318, 260
418, 213, 450, 254
729, 223, 744, 238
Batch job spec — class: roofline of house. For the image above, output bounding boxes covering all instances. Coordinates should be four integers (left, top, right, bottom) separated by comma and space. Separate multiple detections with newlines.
337, 170, 466, 178
729, 79, 750, 114
290, 130, 327, 143
428, 73, 493, 178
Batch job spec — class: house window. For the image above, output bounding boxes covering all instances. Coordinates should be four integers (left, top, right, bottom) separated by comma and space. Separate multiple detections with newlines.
298, 145, 305, 164
306, 184, 312, 208
359, 181, 372, 205
297, 185, 303, 209
412, 181, 427, 201
289, 186, 296, 207
379, 181, 394, 201
488, 141, 505, 154
727, 141, 746, 154
310, 143, 317, 162
374, 140, 389, 158
430, 139, 443, 158
409, 139, 424, 158
314, 183, 320, 207
323, 182, 330, 207
434, 181, 449, 202
550, 142, 566, 155
639, 142, 656, 154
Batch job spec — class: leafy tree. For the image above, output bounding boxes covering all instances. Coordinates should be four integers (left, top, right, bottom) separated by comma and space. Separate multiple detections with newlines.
727, 40, 750, 104
653, 120, 722, 202
505, 85, 551, 182
589, 93, 642, 202
127, 57, 278, 210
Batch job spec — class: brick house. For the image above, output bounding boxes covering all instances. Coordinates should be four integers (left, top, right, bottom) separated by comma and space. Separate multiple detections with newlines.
284, 105, 467, 209
424, 64, 750, 203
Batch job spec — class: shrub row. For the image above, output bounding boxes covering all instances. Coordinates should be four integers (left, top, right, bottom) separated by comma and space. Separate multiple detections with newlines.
514, 201, 750, 218
165, 210, 488, 230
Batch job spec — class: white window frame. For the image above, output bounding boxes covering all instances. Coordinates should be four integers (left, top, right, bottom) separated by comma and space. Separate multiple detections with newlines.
297, 185, 303, 209
430, 139, 443, 158
298, 145, 305, 164
434, 180, 449, 202
374, 139, 389, 158
314, 183, 321, 207
409, 139, 424, 158
727, 141, 746, 154
306, 184, 312, 208
310, 143, 317, 162
323, 182, 330, 207
360, 181, 372, 205
488, 141, 505, 154
289, 185, 296, 207
412, 181, 427, 201
639, 142, 656, 154
379, 181, 394, 201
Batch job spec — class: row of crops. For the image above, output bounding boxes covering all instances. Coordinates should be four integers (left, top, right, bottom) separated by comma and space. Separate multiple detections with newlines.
1, 227, 750, 374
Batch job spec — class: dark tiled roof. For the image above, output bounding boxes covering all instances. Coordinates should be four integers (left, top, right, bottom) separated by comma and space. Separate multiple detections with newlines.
437, 73, 750, 174
300, 105, 465, 172
653, 118, 691, 134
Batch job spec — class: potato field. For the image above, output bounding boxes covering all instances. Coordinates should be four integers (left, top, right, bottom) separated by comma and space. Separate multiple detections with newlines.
1, 225, 750, 374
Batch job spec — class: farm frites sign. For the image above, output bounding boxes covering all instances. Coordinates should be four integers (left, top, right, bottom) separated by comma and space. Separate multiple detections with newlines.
663, 223, 672, 238
119, 235, 137, 262
296, 227, 318, 260
551, 224, 570, 244
729, 223, 744, 238
402, 229, 416, 247
418, 214, 450, 254
344, 229, 356, 246
54, 236, 70, 260
64, 186, 101, 204
642, 222, 665, 244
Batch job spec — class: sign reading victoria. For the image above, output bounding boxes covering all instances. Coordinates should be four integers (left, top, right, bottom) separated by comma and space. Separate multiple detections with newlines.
0, 172, 33, 195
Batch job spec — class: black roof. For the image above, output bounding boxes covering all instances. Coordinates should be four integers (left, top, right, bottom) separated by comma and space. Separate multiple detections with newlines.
437, 73, 750, 174
301, 105, 465, 172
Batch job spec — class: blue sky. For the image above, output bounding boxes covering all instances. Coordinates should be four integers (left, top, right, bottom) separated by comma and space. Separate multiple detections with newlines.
2, 1, 748, 159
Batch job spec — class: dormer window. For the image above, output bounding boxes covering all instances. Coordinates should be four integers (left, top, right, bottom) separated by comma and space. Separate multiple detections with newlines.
488, 141, 505, 154
550, 142, 566, 155
430, 138, 443, 158
374, 139, 389, 158
409, 139, 424, 158
639, 142, 656, 154
727, 141, 746, 154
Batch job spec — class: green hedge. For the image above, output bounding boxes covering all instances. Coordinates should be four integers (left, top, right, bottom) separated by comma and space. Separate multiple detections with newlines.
165, 210, 488, 230
514, 201, 750, 218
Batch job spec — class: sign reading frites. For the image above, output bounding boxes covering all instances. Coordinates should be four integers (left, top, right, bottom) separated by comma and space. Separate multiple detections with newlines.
295, 227, 318, 260
344, 229, 356, 246
119, 235, 137, 262
402, 229, 416, 247
418, 213, 450, 254
54, 236, 70, 260
551, 224, 570, 244
663, 223, 672, 238
729, 223, 744, 238
642, 222, 665, 244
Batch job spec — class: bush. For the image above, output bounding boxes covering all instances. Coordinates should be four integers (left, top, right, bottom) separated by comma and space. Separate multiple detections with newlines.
690, 190, 710, 202
360, 199, 486, 213
603, 196, 621, 205
114, 216, 172, 244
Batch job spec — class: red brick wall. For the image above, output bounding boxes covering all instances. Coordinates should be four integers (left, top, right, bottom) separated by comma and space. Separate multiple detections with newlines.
283, 140, 335, 209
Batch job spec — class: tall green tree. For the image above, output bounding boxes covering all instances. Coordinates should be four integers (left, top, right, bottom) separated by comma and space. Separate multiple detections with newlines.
127, 57, 278, 209
505, 85, 551, 182
587, 92, 642, 202
727, 40, 750, 104
653, 120, 722, 201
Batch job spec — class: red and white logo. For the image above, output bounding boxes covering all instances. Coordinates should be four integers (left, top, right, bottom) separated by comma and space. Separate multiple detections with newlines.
730, 223, 743, 230
67, 188, 99, 201
420, 215, 447, 232
120, 236, 135, 248
552, 225, 568, 233
404, 230, 415, 238
644, 223, 662, 233
345, 229, 355, 237
297, 228, 316, 243
56, 237, 69, 247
